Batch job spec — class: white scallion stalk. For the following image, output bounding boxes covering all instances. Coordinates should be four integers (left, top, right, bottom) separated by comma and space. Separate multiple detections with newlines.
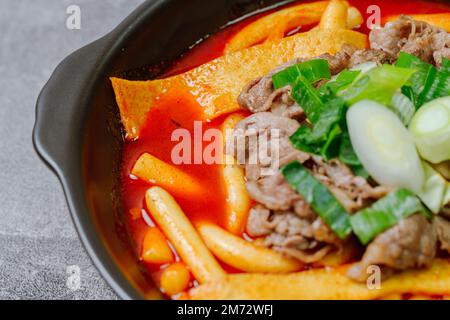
390, 92, 415, 126
409, 97, 450, 164
418, 163, 447, 214
347, 100, 425, 193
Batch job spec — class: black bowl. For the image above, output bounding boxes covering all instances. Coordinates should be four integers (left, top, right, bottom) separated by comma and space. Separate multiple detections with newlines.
33, 0, 295, 299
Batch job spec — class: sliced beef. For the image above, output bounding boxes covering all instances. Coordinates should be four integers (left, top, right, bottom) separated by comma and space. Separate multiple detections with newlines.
433, 216, 450, 254
246, 205, 340, 263
237, 59, 303, 115
227, 112, 305, 181
349, 48, 395, 67
306, 156, 391, 213
246, 172, 302, 211
237, 44, 356, 115
370, 15, 450, 67
230, 113, 388, 264
347, 214, 436, 282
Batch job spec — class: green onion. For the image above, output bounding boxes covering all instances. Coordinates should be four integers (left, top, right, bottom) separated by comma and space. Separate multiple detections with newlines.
338, 131, 369, 178
272, 59, 331, 89
339, 131, 362, 166
420, 58, 450, 105
298, 98, 344, 144
350, 189, 431, 245
395, 52, 450, 108
339, 64, 416, 106
409, 96, 450, 163
418, 163, 448, 214
319, 124, 342, 160
282, 161, 352, 239
389, 92, 415, 126
346, 100, 425, 193
291, 76, 324, 123
396, 52, 436, 108
318, 70, 361, 99
289, 97, 345, 160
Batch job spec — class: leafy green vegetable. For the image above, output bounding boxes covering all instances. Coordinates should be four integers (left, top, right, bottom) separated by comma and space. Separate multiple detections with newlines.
396, 52, 437, 108
396, 53, 450, 108
338, 132, 369, 178
338, 131, 361, 166
282, 161, 352, 239
272, 59, 331, 89
319, 70, 361, 97
339, 64, 415, 106
350, 189, 431, 245
319, 124, 342, 160
289, 126, 318, 154
291, 76, 324, 123
409, 96, 450, 163
289, 98, 345, 160
290, 125, 342, 160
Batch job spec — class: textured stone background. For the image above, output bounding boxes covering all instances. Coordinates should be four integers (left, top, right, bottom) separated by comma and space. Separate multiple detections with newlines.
0, 0, 144, 300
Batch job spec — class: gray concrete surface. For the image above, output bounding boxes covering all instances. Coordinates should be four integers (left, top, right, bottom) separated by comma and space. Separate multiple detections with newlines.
0, 0, 145, 299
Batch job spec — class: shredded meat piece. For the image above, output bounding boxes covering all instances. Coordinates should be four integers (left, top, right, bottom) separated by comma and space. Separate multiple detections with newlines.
369, 15, 450, 66
307, 157, 391, 213
246, 172, 302, 211
237, 58, 303, 115
246, 205, 340, 263
237, 45, 357, 115
433, 216, 450, 254
347, 215, 436, 282
349, 48, 395, 67
227, 112, 303, 181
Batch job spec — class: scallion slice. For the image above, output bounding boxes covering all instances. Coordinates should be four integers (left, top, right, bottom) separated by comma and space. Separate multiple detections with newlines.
291, 76, 324, 123
339, 64, 415, 106
282, 161, 352, 239
272, 59, 331, 89
395, 52, 450, 107
350, 189, 431, 245
389, 92, 415, 126
409, 96, 450, 163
